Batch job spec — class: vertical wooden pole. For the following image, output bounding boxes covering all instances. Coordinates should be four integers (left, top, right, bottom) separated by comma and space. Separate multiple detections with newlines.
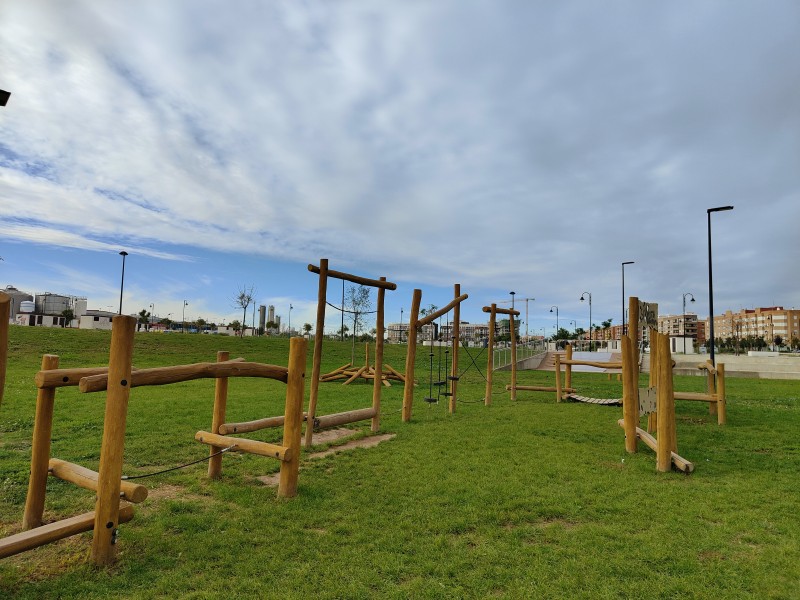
278, 337, 307, 498
628, 296, 640, 386
91, 315, 136, 566
621, 335, 638, 453
449, 284, 460, 414
647, 327, 658, 433
509, 313, 517, 401
565, 344, 573, 392
485, 305, 496, 405
656, 332, 675, 472
716, 363, 726, 425
706, 360, 717, 417
554, 354, 562, 403
365, 343, 370, 369
0, 292, 9, 407
402, 289, 422, 422
22, 354, 60, 529
207, 350, 230, 479
305, 259, 328, 447
371, 280, 385, 432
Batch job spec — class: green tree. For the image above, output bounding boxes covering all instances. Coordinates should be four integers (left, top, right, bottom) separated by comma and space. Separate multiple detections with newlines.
303, 323, 312, 336
60, 308, 74, 328
137, 309, 151, 332
233, 285, 255, 337
229, 319, 241, 334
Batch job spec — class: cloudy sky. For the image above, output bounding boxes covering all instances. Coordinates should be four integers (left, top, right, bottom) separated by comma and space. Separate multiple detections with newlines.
1, 1, 798, 336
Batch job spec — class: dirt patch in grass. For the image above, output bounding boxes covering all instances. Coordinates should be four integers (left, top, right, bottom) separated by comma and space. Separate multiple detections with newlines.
145, 484, 207, 503
257, 433, 396, 486
303, 427, 356, 447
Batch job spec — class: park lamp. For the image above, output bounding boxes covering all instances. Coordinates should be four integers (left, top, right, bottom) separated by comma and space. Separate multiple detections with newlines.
707, 205, 734, 366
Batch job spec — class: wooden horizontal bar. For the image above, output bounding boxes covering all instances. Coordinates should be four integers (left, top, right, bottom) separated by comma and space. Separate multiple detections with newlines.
417, 294, 469, 327
308, 264, 397, 290
696, 362, 716, 374
506, 385, 575, 393
0, 504, 134, 560
36, 367, 117, 389
194, 431, 292, 462
218, 413, 307, 435
48, 458, 148, 504
481, 306, 520, 316
80, 360, 287, 393
616, 420, 695, 473
559, 360, 623, 369
313, 407, 377, 430
674, 392, 718, 402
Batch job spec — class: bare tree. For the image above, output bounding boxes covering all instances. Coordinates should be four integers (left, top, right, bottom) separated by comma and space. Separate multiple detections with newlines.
233, 285, 256, 337
345, 285, 372, 362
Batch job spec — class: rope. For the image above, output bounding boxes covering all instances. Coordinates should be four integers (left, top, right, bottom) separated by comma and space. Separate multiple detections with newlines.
458, 340, 488, 382
121, 445, 237, 480
325, 301, 378, 315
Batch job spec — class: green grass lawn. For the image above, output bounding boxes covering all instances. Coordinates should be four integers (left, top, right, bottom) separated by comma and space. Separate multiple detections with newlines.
1, 327, 799, 599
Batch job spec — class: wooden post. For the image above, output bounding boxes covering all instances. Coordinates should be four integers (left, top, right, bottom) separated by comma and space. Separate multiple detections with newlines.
706, 360, 718, 417
402, 289, 422, 422
621, 335, 638, 453
91, 315, 136, 566
278, 337, 307, 498
0, 291, 9, 406
647, 327, 658, 433
305, 259, 328, 447
450, 284, 460, 413
509, 313, 517, 401
554, 353, 562, 403
371, 279, 385, 431
628, 296, 640, 386
656, 332, 675, 472
485, 304, 496, 405
207, 351, 230, 479
565, 344, 573, 393
23, 354, 60, 529
716, 363, 726, 426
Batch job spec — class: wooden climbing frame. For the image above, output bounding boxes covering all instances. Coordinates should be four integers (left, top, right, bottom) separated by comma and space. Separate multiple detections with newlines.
482, 304, 520, 403
306, 259, 396, 447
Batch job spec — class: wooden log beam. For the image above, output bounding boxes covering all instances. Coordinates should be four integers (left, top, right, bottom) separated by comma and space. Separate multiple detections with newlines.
208, 351, 230, 479
278, 336, 307, 498
307, 263, 396, 290
485, 304, 496, 406
506, 385, 576, 393
673, 392, 717, 402
342, 365, 368, 385
194, 431, 292, 462
306, 259, 328, 447
313, 407, 377, 430
716, 363, 727, 426
416, 294, 469, 327
481, 306, 520, 316
616, 420, 694, 473
0, 505, 135, 560
48, 458, 148, 503
80, 360, 287, 393
220, 414, 310, 435
402, 289, 422, 422
559, 359, 624, 369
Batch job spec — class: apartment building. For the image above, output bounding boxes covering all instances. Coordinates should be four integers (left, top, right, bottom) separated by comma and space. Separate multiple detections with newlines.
709, 307, 800, 344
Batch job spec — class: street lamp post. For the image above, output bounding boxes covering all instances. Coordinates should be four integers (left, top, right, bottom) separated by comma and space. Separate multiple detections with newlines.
182, 300, 189, 333
118, 251, 128, 315
149, 303, 155, 330
510, 291, 516, 311
570, 320, 577, 338
549, 305, 559, 340
288, 304, 293, 336
580, 292, 592, 351
400, 307, 404, 343
622, 261, 634, 335
707, 206, 734, 366
682, 292, 695, 354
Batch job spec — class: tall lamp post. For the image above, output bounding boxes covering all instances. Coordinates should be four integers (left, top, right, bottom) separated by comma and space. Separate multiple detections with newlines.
149, 303, 155, 330
509, 291, 516, 310
288, 304, 293, 335
682, 292, 695, 354
549, 305, 559, 340
621, 261, 634, 335
118, 251, 128, 315
708, 206, 734, 366
580, 292, 592, 351
182, 300, 188, 333
400, 307, 404, 343
570, 320, 577, 338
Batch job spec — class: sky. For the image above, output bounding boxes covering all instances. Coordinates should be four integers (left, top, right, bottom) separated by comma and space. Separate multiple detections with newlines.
1, 1, 798, 337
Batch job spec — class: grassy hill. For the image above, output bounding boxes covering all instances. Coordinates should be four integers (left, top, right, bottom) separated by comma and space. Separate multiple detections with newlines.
1, 326, 798, 598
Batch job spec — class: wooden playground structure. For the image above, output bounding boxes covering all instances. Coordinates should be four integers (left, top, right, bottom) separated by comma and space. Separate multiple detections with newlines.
482, 303, 520, 402
0, 315, 307, 565
402, 284, 468, 421
320, 342, 406, 387
305, 259, 396, 446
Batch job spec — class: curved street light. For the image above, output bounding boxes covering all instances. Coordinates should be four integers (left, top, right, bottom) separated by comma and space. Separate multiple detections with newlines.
549, 305, 559, 339
580, 292, 592, 351
182, 300, 189, 333
682, 292, 695, 354
708, 206, 734, 365
118, 251, 128, 315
